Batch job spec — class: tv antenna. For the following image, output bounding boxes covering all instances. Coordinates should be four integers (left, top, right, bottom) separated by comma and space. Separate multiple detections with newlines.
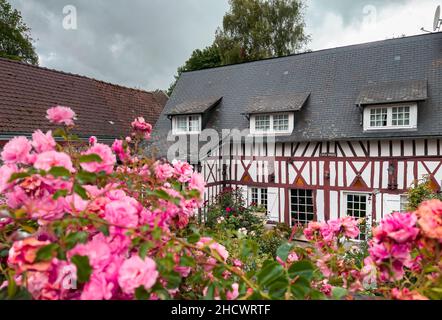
434, 5, 442, 32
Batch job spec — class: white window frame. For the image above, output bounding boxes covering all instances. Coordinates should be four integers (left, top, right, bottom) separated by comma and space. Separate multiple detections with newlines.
343, 192, 372, 241
290, 189, 315, 226
172, 115, 202, 135
250, 112, 294, 135
363, 103, 417, 131
399, 194, 409, 213
249, 188, 268, 210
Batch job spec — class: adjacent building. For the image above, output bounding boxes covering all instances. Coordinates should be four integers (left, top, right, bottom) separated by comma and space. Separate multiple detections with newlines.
0, 57, 168, 146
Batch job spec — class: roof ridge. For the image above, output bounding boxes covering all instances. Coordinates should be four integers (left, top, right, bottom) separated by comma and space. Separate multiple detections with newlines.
0, 56, 166, 96
181, 32, 442, 74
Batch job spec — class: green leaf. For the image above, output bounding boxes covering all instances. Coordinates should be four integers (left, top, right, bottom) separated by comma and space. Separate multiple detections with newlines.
187, 233, 200, 244
49, 166, 71, 179
256, 261, 285, 287
332, 287, 348, 300
288, 261, 315, 281
64, 231, 89, 250
98, 225, 110, 237
290, 276, 311, 299
204, 283, 216, 300
180, 255, 195, 267
53, 189, 68, 200
71, 255, 92, 284
36, 244, 59, 262
8, 172, 30, 183
139, 241, 153, 260
73, 184, 89, 200
79, 154, 103, 163
53, 128, 67, 139
76, 171, 97, 185
135, 286, 150, 300
276, 242, 294, 261
163, 271, 181, 289
149, 189, 171, 201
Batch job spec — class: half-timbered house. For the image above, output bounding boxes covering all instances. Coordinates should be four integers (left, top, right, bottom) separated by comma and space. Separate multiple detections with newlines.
150, 33, 442, 235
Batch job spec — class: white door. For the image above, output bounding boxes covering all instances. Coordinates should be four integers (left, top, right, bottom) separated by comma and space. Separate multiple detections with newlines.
343, 193, 373, 241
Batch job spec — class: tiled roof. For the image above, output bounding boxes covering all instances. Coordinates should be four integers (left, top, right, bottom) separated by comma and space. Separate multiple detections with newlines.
166, 97, 222, 115
244, 93, 310, 114
0, 58, 168, 140
355, 80, 428, 105
150, 33, 442, 158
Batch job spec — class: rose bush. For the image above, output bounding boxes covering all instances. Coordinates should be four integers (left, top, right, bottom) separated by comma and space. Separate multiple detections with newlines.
0, 106, 441, 300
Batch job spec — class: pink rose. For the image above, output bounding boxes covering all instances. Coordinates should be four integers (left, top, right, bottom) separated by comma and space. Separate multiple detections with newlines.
34, 151, 75, 173
46, 106, 76, 126
1, 136, 32, 164
104, 197, 140, 228
32, 130, 56, 153
227, 283, 239, 300
69, 236, 112, 271
131, 117, 152, 140
81, 273, 114, 300
112, 139, 130, 162
197, 237, 229, 261
188, 172, 205, 195
80, 143, 116, 174
417, 200, 442, 240
89, 136, 98, 145
118, 255, 159, 295
0, 164, 17, 193
154, 163, 173, 181
8, 238, 52, 273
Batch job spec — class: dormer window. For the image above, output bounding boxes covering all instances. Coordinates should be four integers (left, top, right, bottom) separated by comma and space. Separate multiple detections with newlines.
172, 115, 202, 134
363, 104, 417, 131
250, 113, 294, 135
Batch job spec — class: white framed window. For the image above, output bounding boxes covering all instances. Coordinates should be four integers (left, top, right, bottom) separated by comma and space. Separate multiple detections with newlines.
363, 104, 417, 131
250, 113, 294, 135
345, 193, 370, 241
172, 115, 202, 134
250, 188, 268, 210
400, 195, 409, 213
290, 189, 315, 226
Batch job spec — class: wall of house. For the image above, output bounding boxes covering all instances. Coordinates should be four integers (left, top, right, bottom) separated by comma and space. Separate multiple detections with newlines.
201, 138, 442, 225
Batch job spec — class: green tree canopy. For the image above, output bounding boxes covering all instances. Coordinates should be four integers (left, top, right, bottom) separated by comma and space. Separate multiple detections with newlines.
0, 0, 38, 65
168, 0, 309, 94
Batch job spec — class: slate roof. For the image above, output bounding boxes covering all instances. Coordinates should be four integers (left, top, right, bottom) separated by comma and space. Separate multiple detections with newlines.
166, 97, 222, 116
355, 80, 428, 105
0, 58, 168, 141
244, 93, 310, 115
150, 33, 442, 158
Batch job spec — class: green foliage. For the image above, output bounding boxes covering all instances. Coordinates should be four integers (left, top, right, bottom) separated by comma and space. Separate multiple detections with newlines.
406, 176, 442, 211
0, 0, 38, 64
215, 0, 309, 64
71, 255, 92, 284
168, 0, 309, 95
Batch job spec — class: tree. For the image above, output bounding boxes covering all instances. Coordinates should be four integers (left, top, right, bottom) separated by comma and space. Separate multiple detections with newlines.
168, 0, 309, 94
216, 0, 309, 64
167, 45, 222, 96
0, 0, 38, 65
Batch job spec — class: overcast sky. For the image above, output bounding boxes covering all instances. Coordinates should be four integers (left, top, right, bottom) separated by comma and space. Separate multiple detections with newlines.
9, 0, 440, 91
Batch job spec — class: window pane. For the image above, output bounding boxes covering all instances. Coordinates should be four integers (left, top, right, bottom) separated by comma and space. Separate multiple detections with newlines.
290, 189, 314, 226
273, 114, 289, 131
370, 108, 388, 127
346, 194, 367, 240
255, 115, 271, 131
392, 106, 410, 126
188, 116, 200, 132
176, 116, 188, 132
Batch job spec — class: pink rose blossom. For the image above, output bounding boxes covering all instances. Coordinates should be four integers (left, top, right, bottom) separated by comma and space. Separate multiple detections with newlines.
112, 139, 130, 162
80, 143, 116, 174
46, 106, 76, 126
104, 197, 140, 228
32, 130, 56, 153
89, 136, 97, 145
1, 136, 32, 164
197, 237, 229, 261
227, 283, 239, 300
81, 274, 114, 300
8, 238, 52, 273
118, 255, 159, 295
131, 117, 152, 140
69, 236, 112, 271
34, 151, 75, 173
417, 200, 442, 240
188, 172, 205, 195
0, 164, 17, 193
154, 163, 173, 181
